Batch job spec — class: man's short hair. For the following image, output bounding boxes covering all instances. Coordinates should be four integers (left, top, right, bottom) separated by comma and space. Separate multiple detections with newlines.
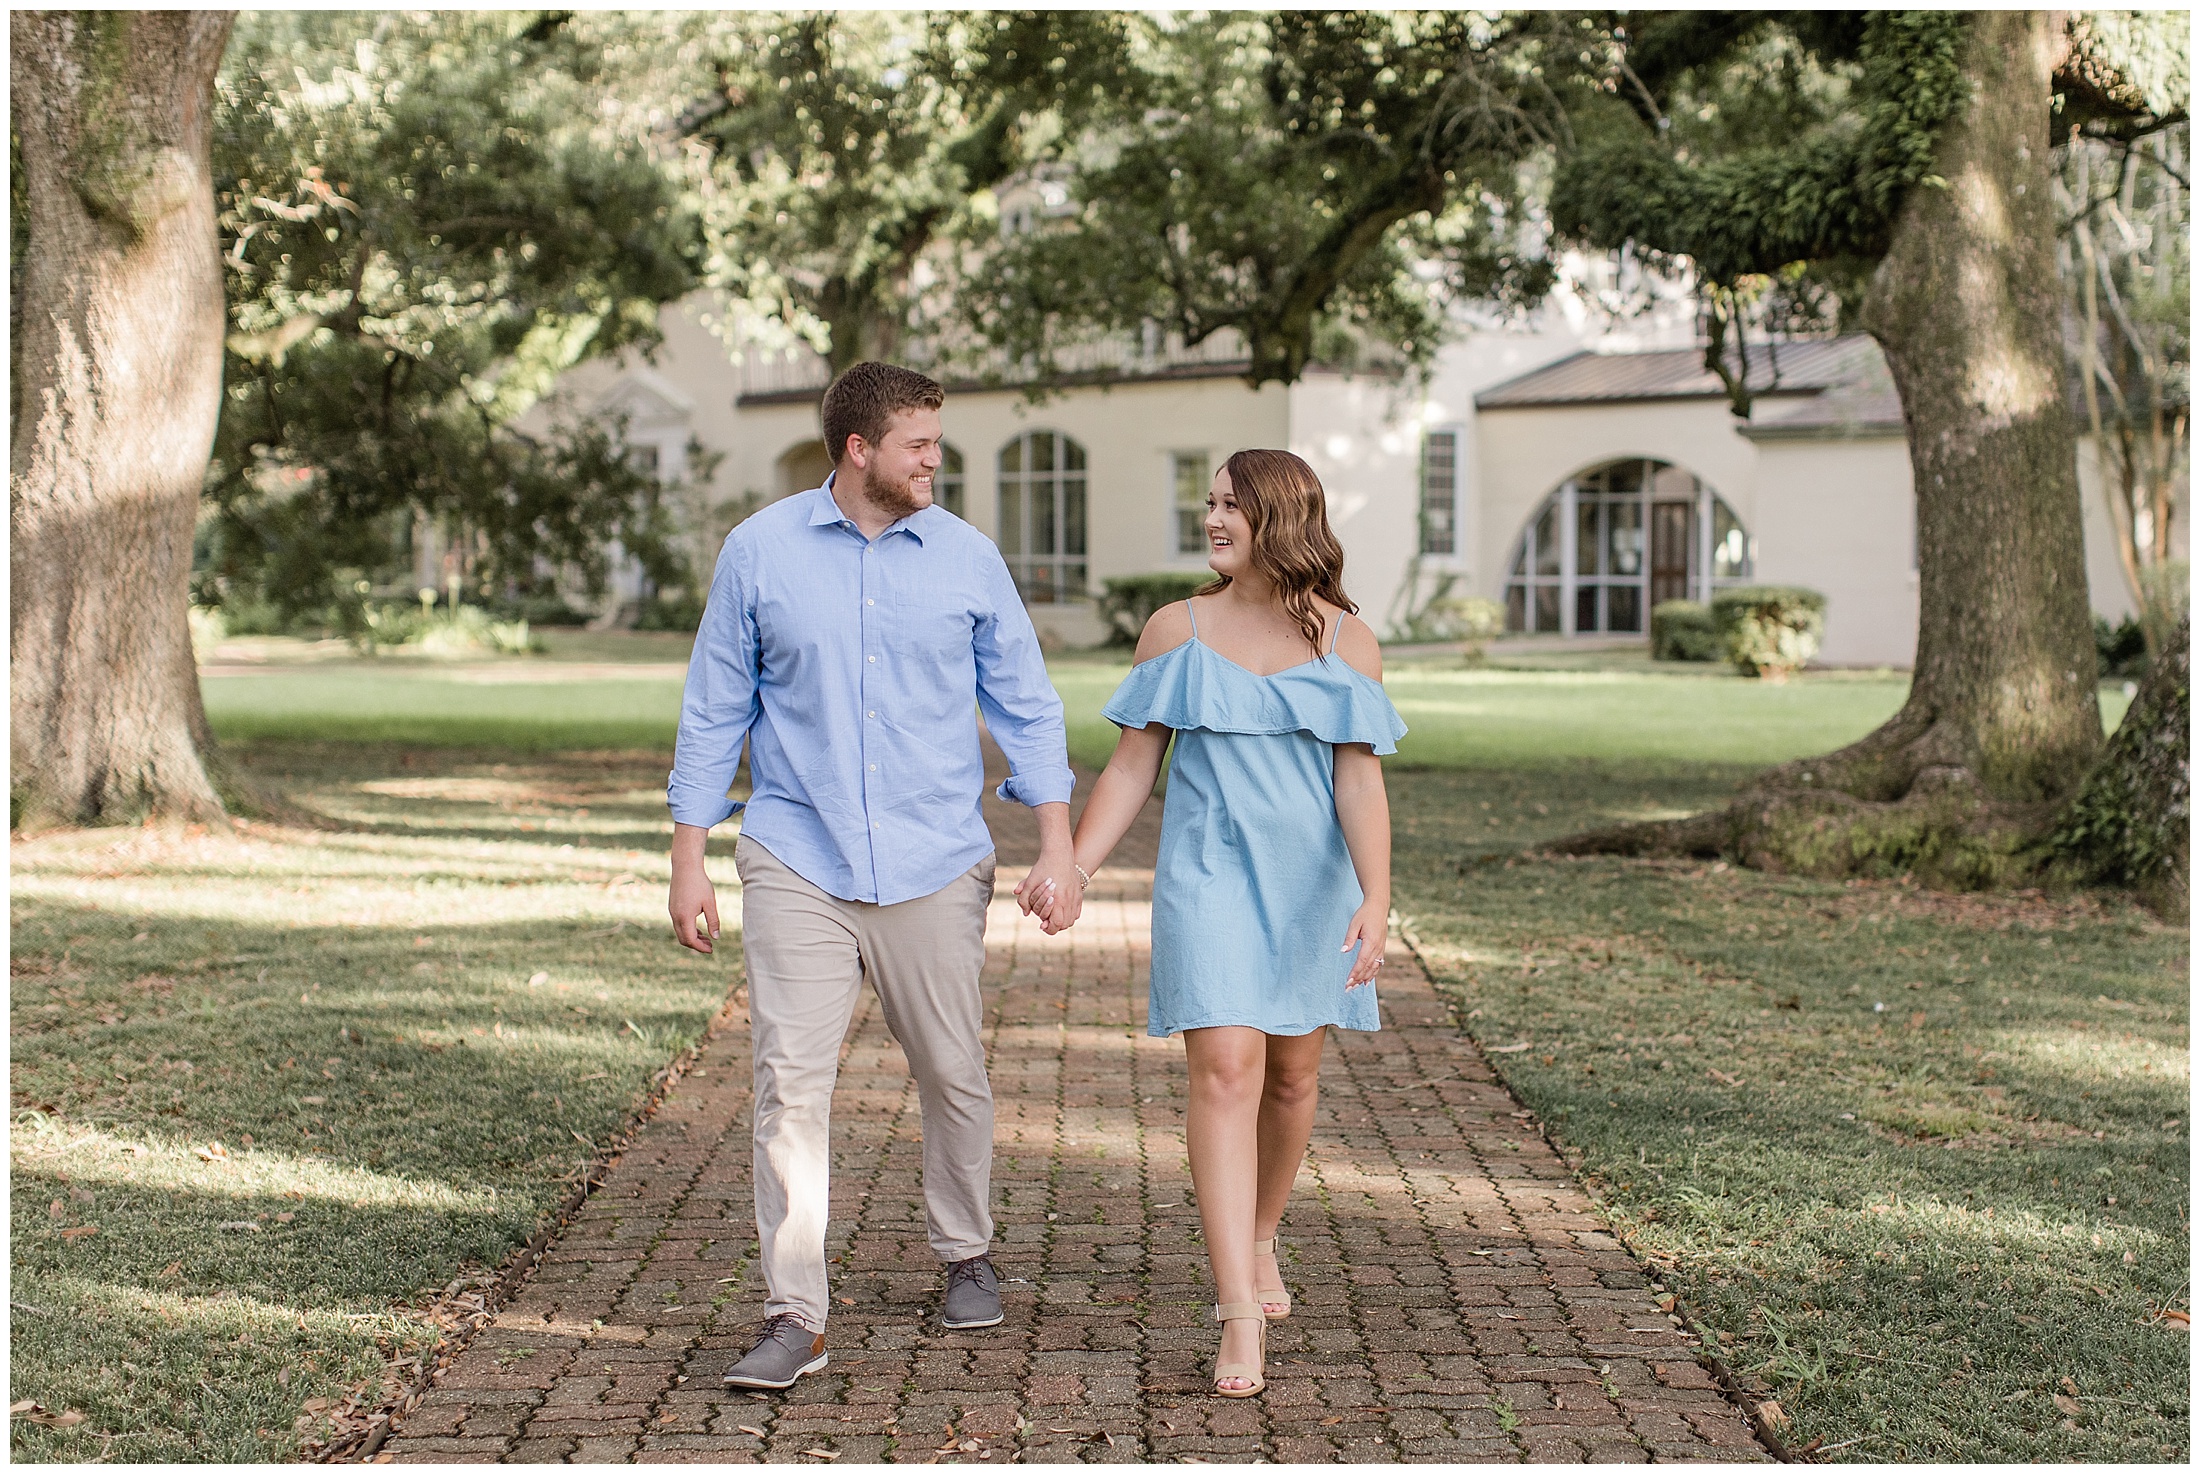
820, 362, 945, 465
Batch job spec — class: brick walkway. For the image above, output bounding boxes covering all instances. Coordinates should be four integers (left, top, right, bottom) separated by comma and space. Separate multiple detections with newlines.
380, 779, 1769, 1465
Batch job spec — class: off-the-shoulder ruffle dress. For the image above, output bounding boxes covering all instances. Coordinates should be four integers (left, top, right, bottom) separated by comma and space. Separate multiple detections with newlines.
1101, 605, 1408, 1038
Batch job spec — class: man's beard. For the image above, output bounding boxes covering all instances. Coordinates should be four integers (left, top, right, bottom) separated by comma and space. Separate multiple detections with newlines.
856, 465, 930, 521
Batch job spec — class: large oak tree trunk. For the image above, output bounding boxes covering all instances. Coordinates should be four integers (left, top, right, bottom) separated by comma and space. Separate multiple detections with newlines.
1559, 13, 2115, 890
11, 10, 235, 828
1825, 8, 2103, 805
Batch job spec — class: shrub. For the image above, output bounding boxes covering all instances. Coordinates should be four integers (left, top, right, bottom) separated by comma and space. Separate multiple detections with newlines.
350, 598, 539, 657
1419, 596, 1506, 661
633, 591, 707, 633
2096, 614, 2149, 678
1650, 600, 1721, 662
1712, 586, 1826, 680
1097, 573, 1213, 645
488, 594, 590, 628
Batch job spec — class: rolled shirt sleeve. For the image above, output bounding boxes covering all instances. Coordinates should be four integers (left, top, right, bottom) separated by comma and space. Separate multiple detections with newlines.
667, 539, 760, 828
972, 549, 1076, 808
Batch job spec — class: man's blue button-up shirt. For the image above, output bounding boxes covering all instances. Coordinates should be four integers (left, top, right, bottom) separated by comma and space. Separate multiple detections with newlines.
668, 480, 1075, 906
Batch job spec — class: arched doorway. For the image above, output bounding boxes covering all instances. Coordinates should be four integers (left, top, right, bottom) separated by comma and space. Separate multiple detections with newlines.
1504, 458, 1752, 634
776, 440, 833, 499
997, 430, 1087, 602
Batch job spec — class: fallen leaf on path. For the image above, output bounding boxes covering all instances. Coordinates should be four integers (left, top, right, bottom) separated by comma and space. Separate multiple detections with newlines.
736, 1424, 766, 1437
47, 1200, 64, 1220
1707, 1068, 1743, 1086
58, 1225, 98, 1241
1757, 1401, 1789, 1430
527, 971, 550, 987
2155, 1309, 2190, 1328
801, 1451, 838, 1460
2052, 1394, 2082, 1417
194, 1142, 229, 1161
2060, 1376, 2080, 1396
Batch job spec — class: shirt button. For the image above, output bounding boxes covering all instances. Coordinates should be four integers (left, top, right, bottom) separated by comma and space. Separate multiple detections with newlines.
866, 711, 876, 719
868, 654, 877, 663
866, 598, 875, 606
869, 764, 877, 772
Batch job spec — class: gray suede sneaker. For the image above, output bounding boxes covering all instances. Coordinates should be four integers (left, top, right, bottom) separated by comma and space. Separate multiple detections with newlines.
942, 1254, 1003, 1330
722, 1313, 827, 1389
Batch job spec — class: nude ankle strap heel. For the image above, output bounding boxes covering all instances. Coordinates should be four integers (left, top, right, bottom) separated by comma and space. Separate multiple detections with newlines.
1210, 1301, 1267, 1398
1252, 1238, 1292, 1320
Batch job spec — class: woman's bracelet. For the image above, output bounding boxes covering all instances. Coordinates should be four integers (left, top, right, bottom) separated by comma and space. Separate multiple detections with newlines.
1073, 863, 1093, 887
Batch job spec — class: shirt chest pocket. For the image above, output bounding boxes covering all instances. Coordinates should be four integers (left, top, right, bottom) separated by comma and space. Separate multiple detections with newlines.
880, 588, 974, 665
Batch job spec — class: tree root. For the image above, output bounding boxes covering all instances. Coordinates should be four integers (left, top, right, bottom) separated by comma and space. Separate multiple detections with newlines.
1550, 765, 2055, 890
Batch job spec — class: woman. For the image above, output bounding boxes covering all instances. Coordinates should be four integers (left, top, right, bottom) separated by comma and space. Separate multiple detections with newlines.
1028, 448, 1404, 1397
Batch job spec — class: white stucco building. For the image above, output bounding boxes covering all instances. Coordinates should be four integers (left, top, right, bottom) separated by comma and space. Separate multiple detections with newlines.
527, 287, 2152, 667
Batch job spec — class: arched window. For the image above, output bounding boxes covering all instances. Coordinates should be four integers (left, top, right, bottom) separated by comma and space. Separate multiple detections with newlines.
1504, 458, 1752, 634
997, 431, 1087, 603
936, 442, 965, 519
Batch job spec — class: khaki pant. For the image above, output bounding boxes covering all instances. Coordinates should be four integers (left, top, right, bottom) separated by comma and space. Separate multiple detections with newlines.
734, 835, 997, 1332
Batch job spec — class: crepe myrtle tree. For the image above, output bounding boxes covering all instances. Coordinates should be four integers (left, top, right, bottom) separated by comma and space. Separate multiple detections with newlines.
1547, 10, 2188, 898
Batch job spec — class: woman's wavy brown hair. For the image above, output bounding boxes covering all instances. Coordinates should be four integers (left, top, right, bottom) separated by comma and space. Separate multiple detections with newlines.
1204, 448, 1356, 655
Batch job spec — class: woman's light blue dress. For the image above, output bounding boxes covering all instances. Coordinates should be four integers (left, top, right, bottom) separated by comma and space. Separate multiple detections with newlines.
1101, 603, 1408, 1038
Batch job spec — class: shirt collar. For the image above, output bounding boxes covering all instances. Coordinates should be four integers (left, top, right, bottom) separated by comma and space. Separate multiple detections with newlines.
806, 472, 930, 544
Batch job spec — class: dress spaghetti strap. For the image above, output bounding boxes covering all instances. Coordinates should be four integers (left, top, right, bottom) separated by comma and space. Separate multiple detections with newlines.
1185, 599, 1200, 636
1328, 610, 1344, 656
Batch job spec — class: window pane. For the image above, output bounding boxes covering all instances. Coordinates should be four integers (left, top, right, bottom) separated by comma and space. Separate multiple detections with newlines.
1712, 499, 1751, 579
1033, 476, 1057, 555
999, 438, 1023, 475
943, 444, 964, 476
1607, 585, 1642, 633
1510, 539, 1528, 577
1064, 437, 1087, 472
1534, 584, 1561, 633
1063, 560, 1088, 600
1063, 477, 1086, 556
1505, 584, 1526, 632
1174, 453, 1210, 554
1178, 508, 1205, 554
1030, 432, 1056, 474
1576, 584, 1599, 633
998, 482, 1024, 554
1534, 503, 1560, 576
1576, 499, 1600, 576
1025, 562, 1057, 604
1421, 431, 1457, 555
1607, 500, 1643, 576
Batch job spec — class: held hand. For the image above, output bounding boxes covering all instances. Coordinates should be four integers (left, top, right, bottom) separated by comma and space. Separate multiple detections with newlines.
1014, 853, 1084, 933
1341, 901, 1388, 988
669, 868, 721, 956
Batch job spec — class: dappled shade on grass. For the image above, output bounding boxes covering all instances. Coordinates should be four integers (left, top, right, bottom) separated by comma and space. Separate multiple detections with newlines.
1392, 783, 2188, 1463
8, 752, 733, 1462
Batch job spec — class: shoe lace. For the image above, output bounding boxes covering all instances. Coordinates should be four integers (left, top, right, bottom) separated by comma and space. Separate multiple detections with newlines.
945, 1256, 993, 1289
756, 1311, 810, 1346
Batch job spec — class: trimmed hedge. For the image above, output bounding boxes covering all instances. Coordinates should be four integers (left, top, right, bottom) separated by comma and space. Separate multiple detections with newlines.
1097, 572, 1214, 645
1651, 599, 1721, 662
1712, 585, 1826, 679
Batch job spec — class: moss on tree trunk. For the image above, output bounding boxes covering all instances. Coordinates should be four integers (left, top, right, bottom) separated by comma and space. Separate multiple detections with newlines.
10, 11, 235, 828
2047, 616, 2190, 919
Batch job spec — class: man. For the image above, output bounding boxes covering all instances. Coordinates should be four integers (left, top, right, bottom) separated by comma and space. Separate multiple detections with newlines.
667, 361, 1079, 1390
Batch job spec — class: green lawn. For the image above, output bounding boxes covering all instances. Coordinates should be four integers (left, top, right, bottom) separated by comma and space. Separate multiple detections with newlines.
9, 749, 733, 1461
14, 637, 2181, 1462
